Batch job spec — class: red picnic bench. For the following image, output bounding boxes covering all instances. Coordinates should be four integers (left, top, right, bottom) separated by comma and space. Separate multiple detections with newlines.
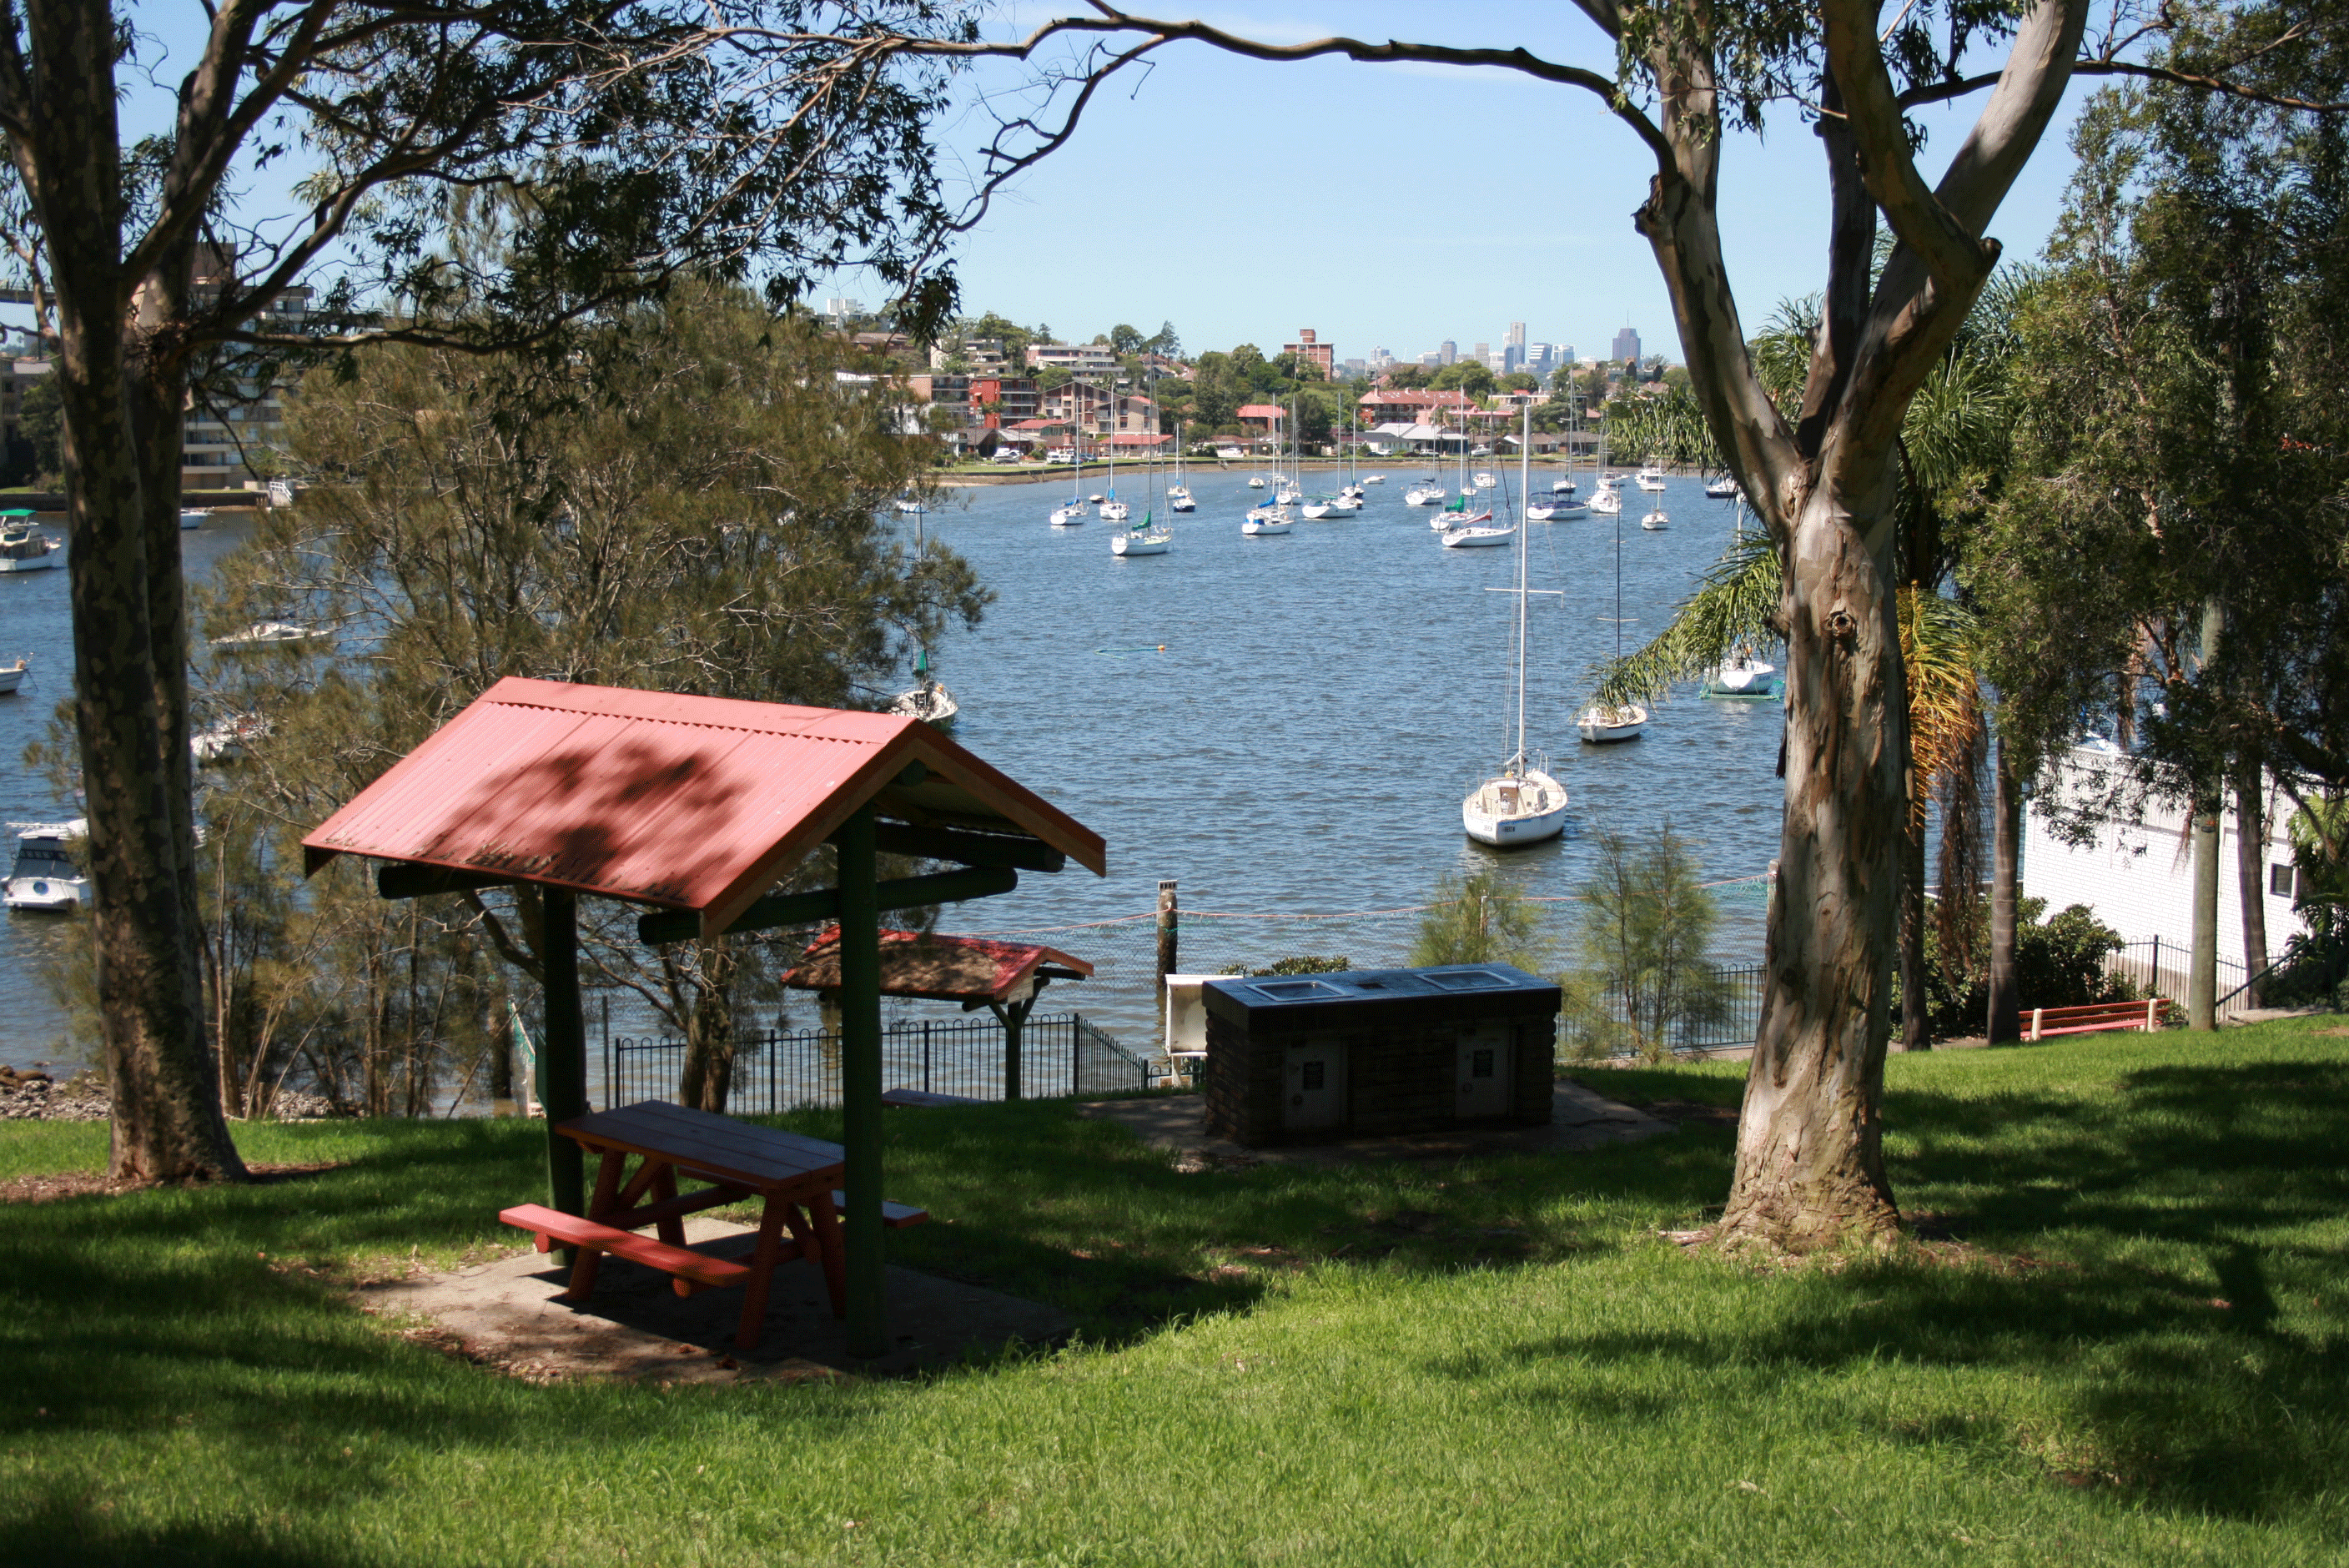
2023, 998, 2173, 1041
500, 1100, 926, 1351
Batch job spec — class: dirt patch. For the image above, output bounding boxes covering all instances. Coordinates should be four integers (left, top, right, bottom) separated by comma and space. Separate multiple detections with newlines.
1637, 1099, 1740, 1128
0, 1160, 345, 1206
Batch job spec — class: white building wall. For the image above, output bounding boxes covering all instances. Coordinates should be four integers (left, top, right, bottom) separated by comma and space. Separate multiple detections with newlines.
2023, 746, 2309, 964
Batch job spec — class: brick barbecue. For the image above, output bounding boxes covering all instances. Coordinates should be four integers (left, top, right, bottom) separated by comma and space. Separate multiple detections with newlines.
1200, 964, 1561, 1146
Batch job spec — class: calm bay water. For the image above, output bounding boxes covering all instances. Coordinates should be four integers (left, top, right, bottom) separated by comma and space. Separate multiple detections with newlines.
0, 465, 1787, 1071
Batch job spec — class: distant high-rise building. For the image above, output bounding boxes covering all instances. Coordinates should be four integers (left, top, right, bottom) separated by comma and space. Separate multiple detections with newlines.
1473, 342, 1490, 364
1611, 325, 1642, 364
1370, 347, 1395, 369
826, 298, 864, 320
1438, 339, 1457, 365
1419, 350, 1444, 367
1506, 322, 1527, 349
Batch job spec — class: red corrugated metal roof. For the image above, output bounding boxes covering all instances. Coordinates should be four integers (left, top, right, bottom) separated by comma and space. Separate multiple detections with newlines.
1235, 404, 1285, 420
302, 677, 1106, 938
785, 927, 1094, 1003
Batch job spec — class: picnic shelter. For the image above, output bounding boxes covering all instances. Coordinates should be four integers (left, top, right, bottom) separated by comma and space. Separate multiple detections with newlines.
301, 676, 1106, 1355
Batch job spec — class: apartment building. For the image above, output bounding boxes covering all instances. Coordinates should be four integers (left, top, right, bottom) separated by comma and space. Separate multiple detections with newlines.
1025, 341, 1119, 374
1281, 328, 1334, 376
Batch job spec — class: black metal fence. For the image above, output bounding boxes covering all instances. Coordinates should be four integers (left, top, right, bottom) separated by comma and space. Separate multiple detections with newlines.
602, 1012, 1149, 1113
2100, 937, 2262, 1023
1560, 961, 1769, 1059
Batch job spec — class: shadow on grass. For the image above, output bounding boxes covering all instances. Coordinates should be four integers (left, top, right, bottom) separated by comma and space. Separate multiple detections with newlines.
1443, 1053, 2349, 1520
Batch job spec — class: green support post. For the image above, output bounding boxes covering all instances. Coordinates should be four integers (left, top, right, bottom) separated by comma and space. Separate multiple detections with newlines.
836, 805, 888, 1358
540, 887, 586, 1221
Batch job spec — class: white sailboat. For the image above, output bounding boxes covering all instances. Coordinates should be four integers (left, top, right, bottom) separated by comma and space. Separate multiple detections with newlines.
1099, 435, 1129, 521
1241, 504, 1293, 536
1051, 445, 1089, 525
1578, 498, 1648, 744
1705, 652, 1778, 695
0, 656, 28, 695
1463, 407, 1567, 847
1113, 420, 1173, 556
1640, 505, 1670, 530
1168, 424, 1196, 511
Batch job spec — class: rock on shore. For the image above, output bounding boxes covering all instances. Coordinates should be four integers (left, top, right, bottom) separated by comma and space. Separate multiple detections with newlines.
0, 1067, 338, 1123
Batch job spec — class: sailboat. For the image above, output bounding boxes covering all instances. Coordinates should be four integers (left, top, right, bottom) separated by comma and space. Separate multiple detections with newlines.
1099, 425, 1129, 521
1168, 424, 1196, 511
1578, 495, 1649, 744
1051, 445, 1089, 525
1462, 406, 1567, 847
1113, 413, 1173, 556
1640, 504, 1670, 530
890, 509, 958, 723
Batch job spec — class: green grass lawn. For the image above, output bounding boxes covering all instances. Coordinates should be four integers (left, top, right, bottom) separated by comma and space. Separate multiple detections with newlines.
4, 1020, 2347, 1565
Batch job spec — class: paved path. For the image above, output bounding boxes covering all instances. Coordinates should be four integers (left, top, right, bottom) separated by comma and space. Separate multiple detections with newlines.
1074, 1083, 1672, 1170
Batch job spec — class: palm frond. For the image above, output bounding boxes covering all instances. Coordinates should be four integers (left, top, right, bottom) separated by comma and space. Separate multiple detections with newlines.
1593, 531, 1781, 706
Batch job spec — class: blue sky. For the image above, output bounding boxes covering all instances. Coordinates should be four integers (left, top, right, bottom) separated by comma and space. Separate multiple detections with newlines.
99, 3, 2093, 368
913, 4, 2092, 363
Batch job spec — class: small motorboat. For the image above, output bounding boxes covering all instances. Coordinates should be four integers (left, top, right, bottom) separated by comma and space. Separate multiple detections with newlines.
1636, 467, 1668, 492
0, 514, 57, 572
1441, 524, 1516, 549
0, 656, 26, 694
1551, 477, 1578, 495
192, 713, 271, 762
1472, 471, 1498, 490
4, 823, 88, 912
1704, 655, 1779, 698
1704, 476, 1740, 499
1577, 702, 1648, 744
888, 680, 958, 726
180, 507, 210, 530
893, 497, 928, 515
211, 621, 329, 651
1365, 475, 1386, 484
1089, 493, 1105, 503
1246, 475, 1267, 489
1641, 508, 1670, 530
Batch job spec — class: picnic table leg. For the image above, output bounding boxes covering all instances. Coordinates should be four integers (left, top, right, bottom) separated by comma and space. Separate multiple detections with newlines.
564, 1147, 627, 1301
800, 1190, 850, 1319
734, 1200, 797, 1351
650, 1164, 687, 1248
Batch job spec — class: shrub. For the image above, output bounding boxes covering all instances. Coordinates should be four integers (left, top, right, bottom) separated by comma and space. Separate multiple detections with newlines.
1410, 867, 1547, 971
1903, 896, 2134, 1040
1557, 824, 1730, 1063
1219, 955, 1353, 977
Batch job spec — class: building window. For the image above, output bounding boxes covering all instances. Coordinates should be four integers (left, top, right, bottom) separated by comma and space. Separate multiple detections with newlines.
2270, 862, 2299, 898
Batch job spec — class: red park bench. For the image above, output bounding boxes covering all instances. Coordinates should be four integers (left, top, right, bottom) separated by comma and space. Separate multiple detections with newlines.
2023, 998, 2174, 1041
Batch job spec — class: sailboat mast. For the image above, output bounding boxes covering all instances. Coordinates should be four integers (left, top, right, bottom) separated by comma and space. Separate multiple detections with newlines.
1516, 400, 1531, 766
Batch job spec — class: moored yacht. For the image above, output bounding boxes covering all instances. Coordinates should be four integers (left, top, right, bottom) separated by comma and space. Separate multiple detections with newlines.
5, 824, 88, 912
0, 513, 57, 572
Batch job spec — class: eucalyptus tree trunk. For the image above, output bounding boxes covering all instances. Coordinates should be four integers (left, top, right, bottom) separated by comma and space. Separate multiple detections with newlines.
2234, 761, 2269, 1009
2189, 598, 2225, 1030
15, 0, 242, 1180
1987, 740, 2022, 1043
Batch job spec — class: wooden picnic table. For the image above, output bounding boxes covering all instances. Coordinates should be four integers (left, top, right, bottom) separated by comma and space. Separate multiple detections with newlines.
500, 1101, 890, 1351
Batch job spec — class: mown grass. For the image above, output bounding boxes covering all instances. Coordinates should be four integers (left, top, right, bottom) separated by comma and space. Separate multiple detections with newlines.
3, 1019, 2346, 1565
